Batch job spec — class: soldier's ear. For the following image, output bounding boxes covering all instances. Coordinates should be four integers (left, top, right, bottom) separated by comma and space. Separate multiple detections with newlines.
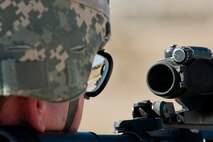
21, 98, 46, 132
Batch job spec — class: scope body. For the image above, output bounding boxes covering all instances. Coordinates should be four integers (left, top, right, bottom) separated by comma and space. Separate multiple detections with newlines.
147, 45, 213, 110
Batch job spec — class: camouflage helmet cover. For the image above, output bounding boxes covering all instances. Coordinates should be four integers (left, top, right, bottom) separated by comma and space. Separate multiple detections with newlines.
0, 0, 111, 102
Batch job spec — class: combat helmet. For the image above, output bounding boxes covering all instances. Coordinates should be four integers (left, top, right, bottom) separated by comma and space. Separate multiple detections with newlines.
0, 0, 111, 102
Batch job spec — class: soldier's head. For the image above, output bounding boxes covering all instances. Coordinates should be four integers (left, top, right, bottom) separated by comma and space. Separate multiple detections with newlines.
0, 0, 111, 132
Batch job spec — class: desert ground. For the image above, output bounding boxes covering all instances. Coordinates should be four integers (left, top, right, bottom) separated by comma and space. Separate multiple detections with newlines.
79, 0, 213, 133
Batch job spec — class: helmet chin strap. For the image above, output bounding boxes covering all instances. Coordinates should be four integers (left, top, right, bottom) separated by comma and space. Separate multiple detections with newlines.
62, 98, 79, 132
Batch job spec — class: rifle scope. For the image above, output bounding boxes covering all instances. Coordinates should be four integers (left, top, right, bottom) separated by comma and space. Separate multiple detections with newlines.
147, 45, 213, 99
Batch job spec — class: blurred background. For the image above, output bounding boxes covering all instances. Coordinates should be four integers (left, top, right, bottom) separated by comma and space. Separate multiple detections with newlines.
79, 0, 213, 133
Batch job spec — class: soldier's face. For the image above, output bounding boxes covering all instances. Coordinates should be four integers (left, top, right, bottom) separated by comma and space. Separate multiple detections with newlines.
0, 96, 84, 132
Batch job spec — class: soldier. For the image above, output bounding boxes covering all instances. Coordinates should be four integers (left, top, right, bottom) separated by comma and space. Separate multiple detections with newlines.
0, 0, 111, 132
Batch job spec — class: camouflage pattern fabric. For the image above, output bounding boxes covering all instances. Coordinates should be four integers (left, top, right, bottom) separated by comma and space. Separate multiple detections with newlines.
0, 0, 111, 102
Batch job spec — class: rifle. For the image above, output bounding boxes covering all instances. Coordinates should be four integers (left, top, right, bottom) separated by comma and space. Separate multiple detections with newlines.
1, 45, 213, 142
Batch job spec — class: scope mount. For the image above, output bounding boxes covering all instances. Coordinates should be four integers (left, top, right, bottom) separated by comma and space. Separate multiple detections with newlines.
114, 100, 213, 141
